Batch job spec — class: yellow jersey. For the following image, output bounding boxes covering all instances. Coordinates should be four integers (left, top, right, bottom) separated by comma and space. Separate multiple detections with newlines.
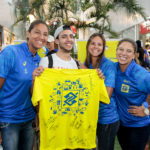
32, 69, 109, 150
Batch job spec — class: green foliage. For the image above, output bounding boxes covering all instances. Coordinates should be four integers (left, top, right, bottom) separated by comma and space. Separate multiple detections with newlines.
48, 0, 73, 24
14, 0, 30, 22
31, 0, 47, 19
48, 20, 61, 36
80, 0, 93, 11
14, 0, 47, 24
13, 0, 147, 38
89, 0, 147, 37
113, 0, 147, 20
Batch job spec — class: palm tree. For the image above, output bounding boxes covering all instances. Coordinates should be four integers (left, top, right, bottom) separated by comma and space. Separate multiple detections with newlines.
13, 0, 47, 25
48, 0, 74, 24
66, 0, 147, 38
13, 0, 147, 38
14, 0, 30, 24
46, 0, 77, 36
50, 0, 146, 38
90, 0, 147, 37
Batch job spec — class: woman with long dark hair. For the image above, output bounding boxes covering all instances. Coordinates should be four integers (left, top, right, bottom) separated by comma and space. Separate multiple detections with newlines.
0, 20, 49, 150
84, 33, 119, 150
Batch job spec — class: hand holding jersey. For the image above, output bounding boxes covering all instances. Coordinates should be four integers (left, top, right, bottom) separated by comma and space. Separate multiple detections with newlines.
31, 25, 109, 150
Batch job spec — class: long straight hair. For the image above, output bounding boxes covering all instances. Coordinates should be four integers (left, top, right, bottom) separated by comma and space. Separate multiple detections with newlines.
85, 33, 106, 68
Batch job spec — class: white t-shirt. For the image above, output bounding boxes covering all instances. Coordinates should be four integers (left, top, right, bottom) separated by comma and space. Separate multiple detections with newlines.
39, 53, 78, 69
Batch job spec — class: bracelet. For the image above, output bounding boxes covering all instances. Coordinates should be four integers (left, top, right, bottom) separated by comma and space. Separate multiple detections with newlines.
144, 108, 149, 116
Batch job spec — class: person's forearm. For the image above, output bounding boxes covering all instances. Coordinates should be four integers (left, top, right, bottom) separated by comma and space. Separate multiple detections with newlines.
0, 77, 5, 91
106, 87, 113, 99
30, 80, 34, 95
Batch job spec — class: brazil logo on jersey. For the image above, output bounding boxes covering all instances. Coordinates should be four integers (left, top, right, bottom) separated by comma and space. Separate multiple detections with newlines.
121, 84, 129, 93
49, 79, 89, 116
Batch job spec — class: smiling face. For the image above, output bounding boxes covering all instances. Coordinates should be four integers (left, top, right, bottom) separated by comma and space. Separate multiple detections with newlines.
27, 23, 48, 54
88, 36, 104, 57
85, 33, 105, 68
55, 30, 74, 53
116, 41, 135, 71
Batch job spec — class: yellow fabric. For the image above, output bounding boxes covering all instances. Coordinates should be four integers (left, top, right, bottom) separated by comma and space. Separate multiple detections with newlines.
32, 69, 110, 150
105, 40, 119, 62
37, 47, 48, 58
77, 40, 87, 64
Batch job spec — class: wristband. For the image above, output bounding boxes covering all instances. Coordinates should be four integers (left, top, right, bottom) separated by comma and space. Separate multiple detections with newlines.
144, 108, 149, 116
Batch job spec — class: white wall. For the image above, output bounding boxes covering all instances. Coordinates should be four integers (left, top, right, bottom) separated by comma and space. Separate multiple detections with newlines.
110, 0, 150, 32
0, 0, 26, 40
